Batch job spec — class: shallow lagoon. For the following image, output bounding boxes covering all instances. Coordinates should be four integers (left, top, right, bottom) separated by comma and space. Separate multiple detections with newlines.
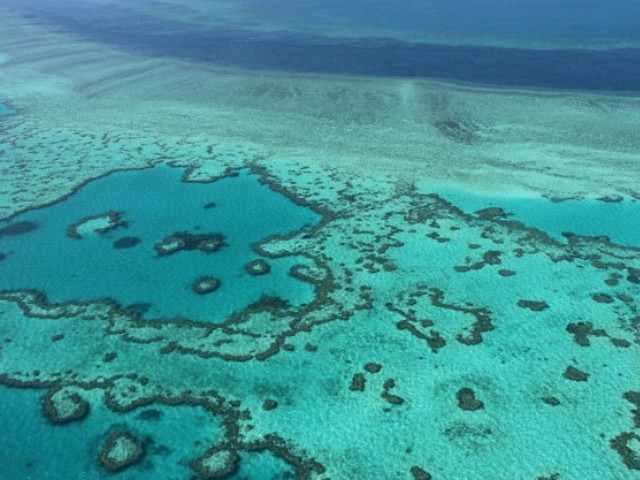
0, 166, 320, 322
0, 385, 226, 480
433, 186, 640, 247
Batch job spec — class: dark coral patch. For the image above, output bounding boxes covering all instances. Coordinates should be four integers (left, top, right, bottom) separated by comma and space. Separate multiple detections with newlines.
249, 295, 290, 312
125, 303, 151, 315
103, 352, 117, 363
99, 432, 145, 472
136, 409, 163, 421
42, 389, 90, 425
597, 195, 623, 203
475, 207, 508, 220
541, 396, 561, 406
113, 236, 141, 249
410, 465, 432, 480
154, 231, 226, 256
566, 322, 607, 347
364, 363, 382, 374
592, 293, 614, 304
263, 399, 278, 411
517, 299, 549, 311
0, 221, 37, 237
67, 211, 124, 239
349, 373, 365, 392
563, 366, 589, 382
192, 276, 221, 295
244, 259, 271, 275
381, 379, 405, 405
610, 432, 640, 470
456, 387, 484, 411
611, 338, 632, 348
623, 391, 640, 428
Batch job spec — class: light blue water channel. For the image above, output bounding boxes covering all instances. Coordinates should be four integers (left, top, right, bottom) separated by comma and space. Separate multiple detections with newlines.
433, 186, 640, 247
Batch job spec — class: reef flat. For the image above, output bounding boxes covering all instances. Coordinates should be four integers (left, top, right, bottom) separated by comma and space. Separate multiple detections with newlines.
0, 7, 639, 480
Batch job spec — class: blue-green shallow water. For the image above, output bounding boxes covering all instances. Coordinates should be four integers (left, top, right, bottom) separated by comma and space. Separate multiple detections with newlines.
0, 166, 321, 322
0, 385, 292, 479
434, 187, 640, 247
0, 102, 14, 115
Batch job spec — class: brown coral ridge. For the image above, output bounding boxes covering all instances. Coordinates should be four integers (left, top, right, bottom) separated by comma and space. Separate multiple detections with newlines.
410, 465, 432, 480
592, 293, 614, 304
99, 431, 145, 472
263, 399, 278, 411
381, 379, 405, 406
191, 444, 240, 479
154, 232, 227, 257
364, 363, 382, 374
517, 299, 549, 311
192, 276, 221, 295
0, 220, 38, 237
424, 192, 640, 272
563, 366, 589, 382
0, 162, 348, 365
623, 391, 640, 428
41, 388, 90, 424
611, 432, 640, 471
566, 321, 630, 348
349, 373, 366, 392
386, 284, 494, 350
10, 372, 324, 480
456, 387, 484, 411
0, 244, 342, 364
113, 236, 141, 249
67, 211, 125, 239
244, 259, 271, 275
454, 250, 503, 272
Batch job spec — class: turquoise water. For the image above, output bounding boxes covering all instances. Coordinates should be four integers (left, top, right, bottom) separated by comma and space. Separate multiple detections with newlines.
0, 101, 14, 115
1, 2, 639, 479
0, 166, 320, 322
433, 187, 640, 246
0, 385, 226, 479
0, 385, 294, 479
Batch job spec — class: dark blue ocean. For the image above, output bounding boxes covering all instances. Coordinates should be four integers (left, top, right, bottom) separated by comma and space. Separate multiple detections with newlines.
3, 0, 640, 91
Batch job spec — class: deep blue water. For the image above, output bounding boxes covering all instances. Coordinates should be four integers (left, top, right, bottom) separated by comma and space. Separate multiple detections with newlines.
208, 0, 640, 42
0, 166, 320, 323
3, 0, 640, 91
